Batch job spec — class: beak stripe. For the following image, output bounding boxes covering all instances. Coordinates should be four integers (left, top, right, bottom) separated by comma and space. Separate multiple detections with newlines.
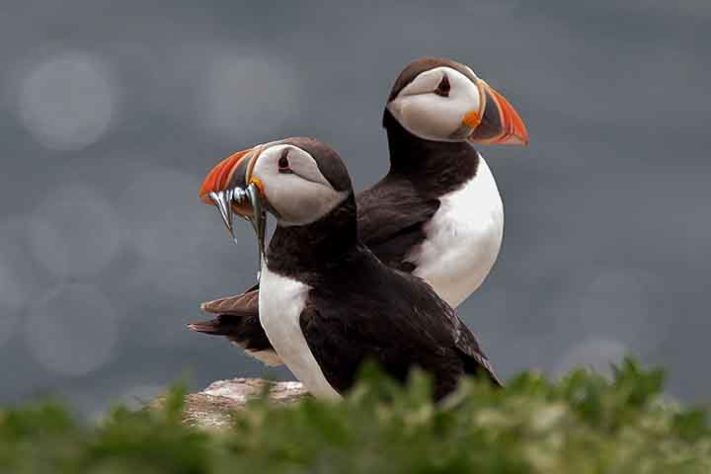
489, 88, 529, 146
199, 148, 252, 204
468, 82, 529, 147
244, 145, 263, 184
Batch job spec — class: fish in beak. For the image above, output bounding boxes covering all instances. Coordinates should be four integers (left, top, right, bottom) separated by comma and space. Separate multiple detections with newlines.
463, 80, 529, 146
199, 145, 269, 271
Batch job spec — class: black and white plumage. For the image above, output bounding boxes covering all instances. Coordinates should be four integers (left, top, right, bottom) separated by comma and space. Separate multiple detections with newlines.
357, 113, 502, 306
200, 137, 500, 399
191, 57, 527, 367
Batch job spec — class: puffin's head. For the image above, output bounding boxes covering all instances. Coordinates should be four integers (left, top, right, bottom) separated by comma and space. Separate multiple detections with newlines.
199, 137, 352, 255
385, 57, 528, 146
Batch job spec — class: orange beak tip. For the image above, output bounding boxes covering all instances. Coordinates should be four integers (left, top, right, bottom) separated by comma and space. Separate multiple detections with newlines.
508, 131, 529, 146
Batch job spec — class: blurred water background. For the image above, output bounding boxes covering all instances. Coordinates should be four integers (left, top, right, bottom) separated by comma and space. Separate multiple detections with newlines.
1, 0, 709, 415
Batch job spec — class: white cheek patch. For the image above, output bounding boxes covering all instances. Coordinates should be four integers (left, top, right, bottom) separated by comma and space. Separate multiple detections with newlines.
388, 67, 481, 141
253, 145, 348, 226
390, 95, 465, 140
264, 175, 347, 226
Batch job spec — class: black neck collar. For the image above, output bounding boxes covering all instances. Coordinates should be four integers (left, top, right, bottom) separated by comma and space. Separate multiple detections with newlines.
266, 194, 358, 278
383, 109, 480, 195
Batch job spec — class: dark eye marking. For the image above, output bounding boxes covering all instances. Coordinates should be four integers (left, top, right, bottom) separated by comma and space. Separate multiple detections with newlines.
278, 149, 292, 173
434, 74, 450, 97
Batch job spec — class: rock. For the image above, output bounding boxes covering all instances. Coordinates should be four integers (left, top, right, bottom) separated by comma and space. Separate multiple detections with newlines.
182, 378, 308, 430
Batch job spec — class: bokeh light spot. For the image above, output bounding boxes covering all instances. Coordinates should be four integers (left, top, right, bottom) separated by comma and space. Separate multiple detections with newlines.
0, 219, 45, 348
25, 284, 119, 376
554, 337, 628, 378
198, 53, 300, 140
28, 185, 123, 278
17, 50, 118, 150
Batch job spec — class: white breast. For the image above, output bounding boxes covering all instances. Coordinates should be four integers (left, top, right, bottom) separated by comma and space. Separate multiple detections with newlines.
258, 265, 341, 400
408, 155, 503, 307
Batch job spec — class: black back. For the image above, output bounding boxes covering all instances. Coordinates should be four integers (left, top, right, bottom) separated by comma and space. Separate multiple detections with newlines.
300, 247, 500, 399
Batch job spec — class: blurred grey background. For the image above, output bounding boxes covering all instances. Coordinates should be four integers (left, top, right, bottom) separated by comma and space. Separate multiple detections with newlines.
1, 0, 709, 415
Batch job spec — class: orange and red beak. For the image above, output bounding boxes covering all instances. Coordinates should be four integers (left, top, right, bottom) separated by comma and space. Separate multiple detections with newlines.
200, 147, 253, 206
199, 144, 268, 263
463, 80, 529, 146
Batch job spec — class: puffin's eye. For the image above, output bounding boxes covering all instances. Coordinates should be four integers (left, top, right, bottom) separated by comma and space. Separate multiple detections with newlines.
434, 75, 450, 97
278, 150, 291, 173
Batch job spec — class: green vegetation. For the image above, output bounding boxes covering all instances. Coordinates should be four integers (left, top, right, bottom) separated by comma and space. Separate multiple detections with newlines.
1, 360, 709, 473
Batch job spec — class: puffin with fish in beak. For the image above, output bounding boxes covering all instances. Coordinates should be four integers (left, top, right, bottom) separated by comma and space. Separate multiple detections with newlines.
190, 57, 528, 366
198, 137, 500, 399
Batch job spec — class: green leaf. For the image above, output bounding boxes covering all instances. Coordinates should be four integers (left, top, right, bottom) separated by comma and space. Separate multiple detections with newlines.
1, 359, 709, 473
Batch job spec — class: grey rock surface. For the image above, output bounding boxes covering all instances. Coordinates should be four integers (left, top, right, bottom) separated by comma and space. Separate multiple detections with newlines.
181, 378, 307, 429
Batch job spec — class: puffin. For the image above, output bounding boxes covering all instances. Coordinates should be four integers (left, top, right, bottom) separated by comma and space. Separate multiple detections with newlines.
199, 137, 501, 399
189, 57, 527, 366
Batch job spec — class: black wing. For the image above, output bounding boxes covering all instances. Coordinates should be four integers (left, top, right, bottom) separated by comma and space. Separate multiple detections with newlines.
424, 286, 502, 387
299, 251, 500, 400
200, 285, 259, 316
356, 175, 439, 271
